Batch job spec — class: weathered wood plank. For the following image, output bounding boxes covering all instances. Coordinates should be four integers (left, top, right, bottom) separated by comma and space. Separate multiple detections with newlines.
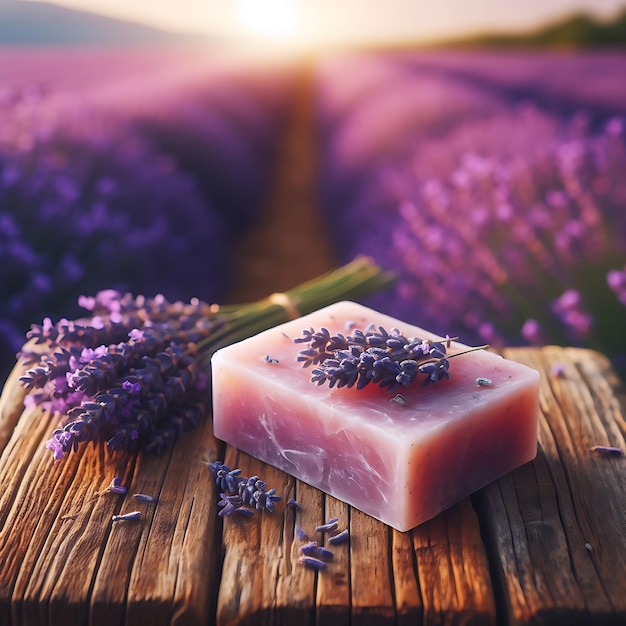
315, 494, 350, 626
216, 448, 304, 626
349, 509, 395, 625
391, 526, 422, 626
480, 346, 626, 626
0, 385, 223, 626
412, 498, 496, 626
214, 457, 496, 626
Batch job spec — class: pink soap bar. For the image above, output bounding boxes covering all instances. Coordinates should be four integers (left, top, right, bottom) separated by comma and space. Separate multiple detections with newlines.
211, 301, 539, 531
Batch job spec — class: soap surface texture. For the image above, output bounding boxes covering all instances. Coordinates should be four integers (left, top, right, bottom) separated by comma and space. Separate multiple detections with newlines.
211, 301, 539, 531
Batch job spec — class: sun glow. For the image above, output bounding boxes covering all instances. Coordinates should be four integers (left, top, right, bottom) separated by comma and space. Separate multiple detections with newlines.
236, 0, 301, 41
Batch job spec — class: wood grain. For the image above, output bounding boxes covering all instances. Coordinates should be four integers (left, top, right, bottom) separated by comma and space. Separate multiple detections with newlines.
0, 399, 224, 626
478, 346, 626, 626
1, 342, 625, 625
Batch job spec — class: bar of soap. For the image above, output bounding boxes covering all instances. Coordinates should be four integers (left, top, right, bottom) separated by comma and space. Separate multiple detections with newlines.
211, 301, 539, 531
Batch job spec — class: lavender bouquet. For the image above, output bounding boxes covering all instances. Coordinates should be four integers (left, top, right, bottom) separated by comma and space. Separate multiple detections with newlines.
14, 258, 393, 461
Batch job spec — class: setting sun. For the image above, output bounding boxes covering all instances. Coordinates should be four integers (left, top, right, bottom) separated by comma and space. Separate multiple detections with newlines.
239, 0, 300, 39
236, 0, 301, 41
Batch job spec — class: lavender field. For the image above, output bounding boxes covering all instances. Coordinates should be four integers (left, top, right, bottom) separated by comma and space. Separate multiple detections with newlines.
0, 46, 293, 378
2, 46, 626, 383
314, 51, 626, 372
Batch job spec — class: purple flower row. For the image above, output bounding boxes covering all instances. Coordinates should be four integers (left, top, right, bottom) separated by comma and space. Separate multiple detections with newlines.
0, 54, 292, 381
315, 53, 626, 370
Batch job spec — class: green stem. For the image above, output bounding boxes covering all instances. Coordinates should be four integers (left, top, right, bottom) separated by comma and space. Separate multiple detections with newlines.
196, 257, 394, 361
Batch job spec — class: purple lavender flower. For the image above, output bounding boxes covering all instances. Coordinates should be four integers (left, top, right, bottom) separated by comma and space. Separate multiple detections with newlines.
20, 290, 225, 460
208, 461, 282, 515
295, 326, 479, 391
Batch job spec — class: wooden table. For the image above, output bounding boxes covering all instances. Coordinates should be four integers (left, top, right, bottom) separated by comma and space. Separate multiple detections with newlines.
0, 344, 625, 626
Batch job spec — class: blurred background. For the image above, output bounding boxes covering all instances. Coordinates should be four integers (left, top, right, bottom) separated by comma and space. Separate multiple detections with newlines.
1, 0, 626, 381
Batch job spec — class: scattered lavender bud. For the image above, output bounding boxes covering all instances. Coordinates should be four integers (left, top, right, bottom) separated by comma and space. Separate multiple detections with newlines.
232, 507, 255, 517
264, 355, 279, 364
295, 526, 308, 541
300, 540, 318, 553
315, 518, 339, 534
590, 445, 624, 457
287, 498, 302, 510
328, 529, 350, 545
390, 393, 407, 406
476, 377, 493, 386
551, 364, 566, 378
112, 511, 141, 522
585, 542, 594, 554
208, 461, 282, 515
107, 476, 127, 495
298, 556, 328, 570
133, 493, 157, 503
301, 542, 334, 561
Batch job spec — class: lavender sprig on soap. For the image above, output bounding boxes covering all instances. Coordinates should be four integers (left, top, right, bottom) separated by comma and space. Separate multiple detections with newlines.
295, 326, 487, 391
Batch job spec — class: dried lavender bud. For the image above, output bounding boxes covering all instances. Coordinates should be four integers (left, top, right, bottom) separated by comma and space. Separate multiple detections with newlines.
296, 326, 484, 391
106, 476, 127, 495
213, 464, 243, 493
208, 461, 282, 515
239, 476, 260, 507
112, 511, 141, 522
264, 355, 279, 364
300, 540, 318, 553
254, 486, 282, 512
590, 445, 624, 456
390, 394, 407, 406
298, 556, 328, 570
476, 377, 493, 386
328, 529, 350, 545
295, 526, 308, 541
217, 492, 245, 518
315, 518, 339, 534
133, 493, 157, 503
301, 542, 334, 561
287, 498, 302, 510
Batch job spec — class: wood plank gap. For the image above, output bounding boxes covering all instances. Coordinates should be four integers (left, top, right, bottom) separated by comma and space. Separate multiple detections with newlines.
384, 525, 398, 626
391, 526, 422, 626
280, 478, 319, 626
315, 495, 350, 626
472, 488, 519, 626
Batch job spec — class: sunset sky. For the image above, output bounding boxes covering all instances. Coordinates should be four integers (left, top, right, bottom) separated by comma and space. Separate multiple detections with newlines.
29, 0, 626, 47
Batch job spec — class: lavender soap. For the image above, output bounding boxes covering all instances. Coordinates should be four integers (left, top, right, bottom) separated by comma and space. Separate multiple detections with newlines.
211, 301, 539, 531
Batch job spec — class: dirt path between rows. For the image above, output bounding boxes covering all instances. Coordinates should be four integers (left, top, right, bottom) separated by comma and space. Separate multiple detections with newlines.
227, 59, 336, 303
